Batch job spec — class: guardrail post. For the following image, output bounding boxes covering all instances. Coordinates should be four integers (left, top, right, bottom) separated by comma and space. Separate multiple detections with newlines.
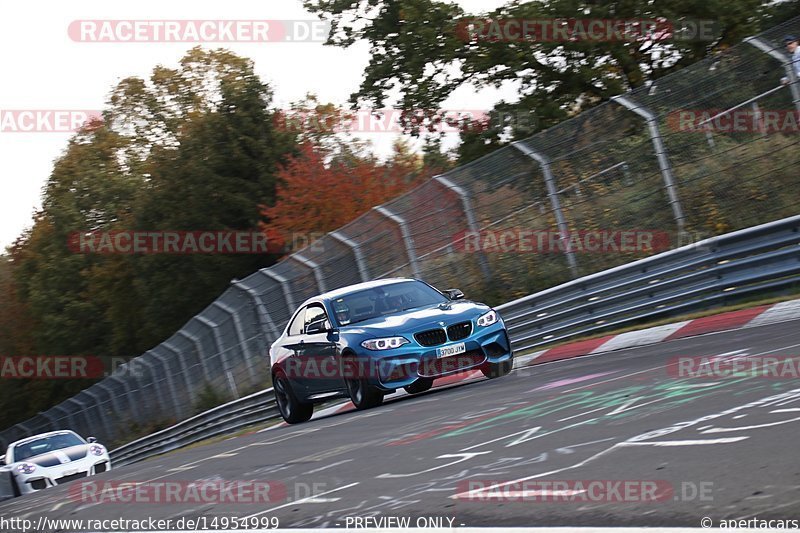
195, 316, 240, 399
289, 253, 327, 293
159, 340, 197, 403
511, 142, 579, 278
746, 37, 800, 114
231, 278, 281, 340
149, 348, 189, 415
329, 231, 370, 282
612, 96, 687, 235
374, 205, 421, 278
213, 301, 260, 387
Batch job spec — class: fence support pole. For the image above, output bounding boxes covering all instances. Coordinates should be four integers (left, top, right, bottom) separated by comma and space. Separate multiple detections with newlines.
196, 315, 240, 399
374, 206, 421, 278
137, 358, 170, 418
434, 175, 493, 280
150, 348, 188, 414
213, 301, 260, 386
612, 96, 687, 235
161, 343, 198, 409
745, 36, 800, 114
330, 231, 370, 282
261, 269, 296, 312
511, 142, 579, 278
231, 278, 281, 340
289, 253, 327, 293
83, 387, 113, 442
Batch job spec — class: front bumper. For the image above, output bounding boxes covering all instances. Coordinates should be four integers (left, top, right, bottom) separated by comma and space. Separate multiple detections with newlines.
15, 457, 111, 495
361, 321, 512, 391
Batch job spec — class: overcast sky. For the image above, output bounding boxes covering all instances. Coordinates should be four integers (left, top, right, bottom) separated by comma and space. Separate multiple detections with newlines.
0, 0, 515, 250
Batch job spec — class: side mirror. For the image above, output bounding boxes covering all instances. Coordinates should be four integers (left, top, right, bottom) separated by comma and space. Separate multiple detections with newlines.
443, 288, 465, 300
86, 437, 98, 443
305, 319, 332, 335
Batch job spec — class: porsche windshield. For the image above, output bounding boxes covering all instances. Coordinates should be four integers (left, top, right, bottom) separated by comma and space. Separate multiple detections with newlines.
332, 281, 449, 326
13, 433, 84, 461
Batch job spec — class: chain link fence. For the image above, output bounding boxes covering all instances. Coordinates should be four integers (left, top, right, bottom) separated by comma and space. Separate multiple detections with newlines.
3, 17, 800, 449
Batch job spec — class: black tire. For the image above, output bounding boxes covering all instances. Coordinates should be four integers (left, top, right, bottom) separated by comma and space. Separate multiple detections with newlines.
10, 475, 21, 497
482, 358, 513, 379
273, 374, 313, 424
404, 378, 433, 394
343, 357, 384, 409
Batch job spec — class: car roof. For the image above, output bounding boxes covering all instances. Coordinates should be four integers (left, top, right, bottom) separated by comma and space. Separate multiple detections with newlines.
8, 430, 80, 449
314, 278, 418, 302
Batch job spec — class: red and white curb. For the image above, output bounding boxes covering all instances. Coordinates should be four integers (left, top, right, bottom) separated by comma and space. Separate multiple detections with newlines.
264, 298, 800, 426
517, 298, 800, 367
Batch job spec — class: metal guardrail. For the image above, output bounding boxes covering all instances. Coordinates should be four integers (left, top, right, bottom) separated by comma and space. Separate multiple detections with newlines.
99, 214, 800, 469
109, 388, 279, 468
497, 215, 800, 353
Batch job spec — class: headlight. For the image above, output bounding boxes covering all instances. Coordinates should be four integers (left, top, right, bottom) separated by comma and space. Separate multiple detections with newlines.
89, 444, 106, 456
477, 309, 498, 327
361, 336, 409, 351
16, 462, 36, 475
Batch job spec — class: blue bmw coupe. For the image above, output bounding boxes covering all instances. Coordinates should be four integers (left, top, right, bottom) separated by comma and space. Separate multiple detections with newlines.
270, 278, 513, 423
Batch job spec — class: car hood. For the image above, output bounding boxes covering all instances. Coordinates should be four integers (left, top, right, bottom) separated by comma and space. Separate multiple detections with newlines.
17, 444, 89, 467
341, 300, 490, 334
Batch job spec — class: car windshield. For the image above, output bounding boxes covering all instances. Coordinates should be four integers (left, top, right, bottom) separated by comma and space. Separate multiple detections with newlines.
13, 433, 84, 461
331, 281, 449, 326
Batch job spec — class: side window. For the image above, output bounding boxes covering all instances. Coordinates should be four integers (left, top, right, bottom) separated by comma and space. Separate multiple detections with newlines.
304, 305, 327, 333
287, 307, 306, 336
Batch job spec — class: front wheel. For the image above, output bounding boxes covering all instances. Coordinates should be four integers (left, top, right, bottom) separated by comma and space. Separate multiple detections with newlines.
273, 374, 313, 424
481, 358, 513, 379
343, 358, 385, 409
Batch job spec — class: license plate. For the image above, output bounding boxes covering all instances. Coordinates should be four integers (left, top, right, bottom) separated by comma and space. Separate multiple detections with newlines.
436, 342, 466, 359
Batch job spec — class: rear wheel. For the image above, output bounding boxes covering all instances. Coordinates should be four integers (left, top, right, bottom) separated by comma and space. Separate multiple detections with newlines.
273, 374, 313, 424
482, 358, 513, 379
404, 378, 433, 394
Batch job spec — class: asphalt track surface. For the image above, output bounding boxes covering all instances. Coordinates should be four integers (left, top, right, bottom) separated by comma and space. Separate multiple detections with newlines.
3, 319, 800, 529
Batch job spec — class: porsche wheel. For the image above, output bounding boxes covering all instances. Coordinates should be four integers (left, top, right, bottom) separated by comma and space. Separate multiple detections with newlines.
273, 373, 313, 424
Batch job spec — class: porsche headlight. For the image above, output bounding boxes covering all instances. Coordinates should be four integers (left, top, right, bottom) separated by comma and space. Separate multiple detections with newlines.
361, 337, 409, 351
89, 444, 106, 456
477, 309, 498, 327
16, 462, 37, 475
